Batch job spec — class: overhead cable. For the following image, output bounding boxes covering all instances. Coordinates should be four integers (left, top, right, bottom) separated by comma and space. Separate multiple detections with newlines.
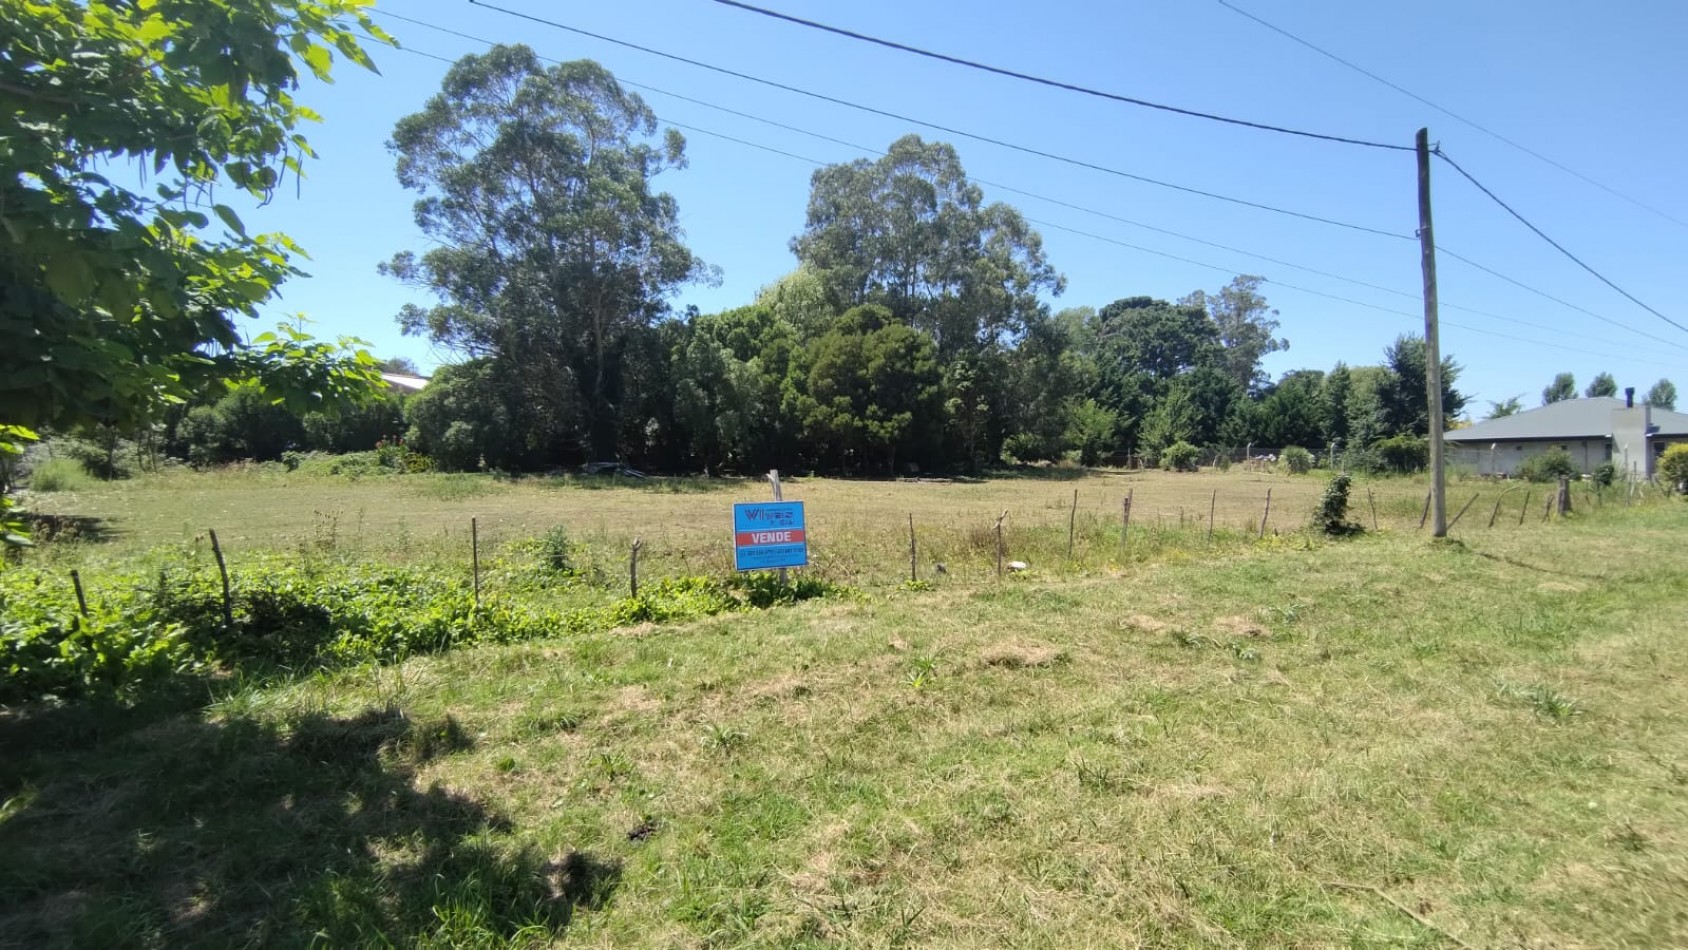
707, 0, 1411, 152
1216, 0, 1688, 230
453, 1, 1410, 240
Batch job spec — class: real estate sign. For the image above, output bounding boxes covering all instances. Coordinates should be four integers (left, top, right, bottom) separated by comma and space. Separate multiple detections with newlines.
733, 501, 808, 571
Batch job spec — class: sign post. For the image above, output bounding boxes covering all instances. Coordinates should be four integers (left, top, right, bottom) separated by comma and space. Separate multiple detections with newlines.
733, 501, 808, 573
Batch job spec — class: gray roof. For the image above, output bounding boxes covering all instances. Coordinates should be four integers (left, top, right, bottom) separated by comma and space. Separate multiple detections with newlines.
1447, 396, 1688, 442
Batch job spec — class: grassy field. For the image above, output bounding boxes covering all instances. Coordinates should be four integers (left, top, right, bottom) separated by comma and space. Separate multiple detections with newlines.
16, 465, 1586, 589
5, 469, 1687, 947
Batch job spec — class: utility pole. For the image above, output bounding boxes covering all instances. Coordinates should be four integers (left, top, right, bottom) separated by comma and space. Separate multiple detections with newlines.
1416, 128, 1447, 538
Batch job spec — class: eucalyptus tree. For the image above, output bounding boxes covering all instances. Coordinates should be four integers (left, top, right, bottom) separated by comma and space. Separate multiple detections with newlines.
384, 47, 708, 461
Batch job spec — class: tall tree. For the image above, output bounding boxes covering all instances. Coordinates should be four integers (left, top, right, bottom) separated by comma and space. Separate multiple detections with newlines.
1542, 372, 1577, 405
1585, 372, 1618, 398
791, 135, 1063, 359
1, 0, 389, 434
1180, 276, 1288, 393
1647, 378, 1678, 411
1255, 370, 1326, 450
1320, 363, 1352, 448
384, 47, 707, 461
1486, 396, 1524, 419
799, 306, 943, 473
1376, 334, 1466, 436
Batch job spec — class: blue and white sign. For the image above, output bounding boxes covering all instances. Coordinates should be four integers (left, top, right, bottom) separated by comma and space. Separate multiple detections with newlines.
733, 502, 808, 571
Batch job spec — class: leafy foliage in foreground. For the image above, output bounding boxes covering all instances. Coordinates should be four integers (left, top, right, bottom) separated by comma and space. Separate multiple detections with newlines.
1, 558, 840, 706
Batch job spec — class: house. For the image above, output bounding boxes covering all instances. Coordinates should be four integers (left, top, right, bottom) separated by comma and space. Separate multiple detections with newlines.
380, 372, 430, 395
1444, 389, 1688, 479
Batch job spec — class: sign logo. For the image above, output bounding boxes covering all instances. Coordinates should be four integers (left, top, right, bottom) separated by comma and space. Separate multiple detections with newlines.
733, 502, 808, 571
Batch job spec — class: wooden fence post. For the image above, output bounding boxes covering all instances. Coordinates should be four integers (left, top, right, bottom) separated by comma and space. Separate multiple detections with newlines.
470, 517, 481, 608
1367, 488, 1378, 532
994, 509, 1008, 579
1446, 493, 1480, 531
1122, 491, 1133, 549
1067, 488, 1078, 558
630, 537, 642, 598
1258, 488, 1272, 539
908, 513, 917, 584
1207, 489, 1217, 542
69, 569, 88, 618
768, 469, 789, 585
1519, 490, 1531, 526
208, 528, 233, 627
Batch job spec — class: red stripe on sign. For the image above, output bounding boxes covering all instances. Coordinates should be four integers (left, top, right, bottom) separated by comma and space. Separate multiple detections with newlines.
735, 529, 806, 546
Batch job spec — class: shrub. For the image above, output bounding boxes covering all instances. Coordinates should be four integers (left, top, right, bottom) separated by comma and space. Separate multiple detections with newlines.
1279, 446, 1313, 475
1518, 448, 1577, 483
1161, 440, 1200, 472
0, 553, 847, 706
301, 392, 406, 454
175, 383, 305, 465
1374, 434, 1428, 474
27, 458, 92, 492
1591, 461, 1617, 488
1660, 444, 1688, 493
1063, 399, 1119, 467
1315, 472, 1361, 535
537, 525, 575, 574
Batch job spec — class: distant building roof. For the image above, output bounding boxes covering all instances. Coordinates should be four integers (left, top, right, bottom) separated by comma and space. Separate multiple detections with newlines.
381, 372, 430, 394
1446, 396, 1688, 442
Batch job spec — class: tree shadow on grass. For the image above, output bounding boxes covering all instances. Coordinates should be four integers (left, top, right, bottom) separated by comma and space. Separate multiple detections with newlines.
0, 703, 617, 948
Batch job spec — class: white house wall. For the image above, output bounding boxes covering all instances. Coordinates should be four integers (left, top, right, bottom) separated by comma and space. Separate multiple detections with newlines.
1451, 439, 1607, 477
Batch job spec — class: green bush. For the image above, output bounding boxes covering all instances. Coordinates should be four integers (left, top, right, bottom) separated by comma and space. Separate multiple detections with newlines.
176, 383, 305, 465
27, 458, 91, 492
1, 554, 845, 706
1, 574, 199, 704
1161, 440, 1200, 472
1517, 448, 1576, 483
1660, 443, 1688, 493
1279, 446, 1313, 475
1374, 434, 1428, 474
1591, 461, 1617, 488
1315, 472, 1361, 535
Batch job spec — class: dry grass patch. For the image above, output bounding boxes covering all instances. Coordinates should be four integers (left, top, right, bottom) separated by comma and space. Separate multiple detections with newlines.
978, 641, 1065, 669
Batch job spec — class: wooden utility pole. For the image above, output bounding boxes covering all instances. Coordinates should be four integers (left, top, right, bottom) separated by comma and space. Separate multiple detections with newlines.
1417, 128, 1448, 538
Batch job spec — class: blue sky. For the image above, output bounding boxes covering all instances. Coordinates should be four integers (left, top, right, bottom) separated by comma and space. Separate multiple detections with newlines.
242, 0, 1688, 414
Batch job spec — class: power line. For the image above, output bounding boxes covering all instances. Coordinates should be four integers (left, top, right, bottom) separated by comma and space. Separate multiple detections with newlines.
454, 1, 1409, 240
384, 32, 1686, 357
707, 0, 1411, 152
1216, 0, 1688, 231
1434, 147, 1688, 337
1026, 217, 1682, 367
1436, 245, 1688, 351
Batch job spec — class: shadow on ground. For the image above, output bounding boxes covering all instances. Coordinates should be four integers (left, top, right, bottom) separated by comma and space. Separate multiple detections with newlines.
0, 703, 616, 948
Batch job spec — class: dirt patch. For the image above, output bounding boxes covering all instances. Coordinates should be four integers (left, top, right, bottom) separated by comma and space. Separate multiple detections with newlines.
980, 641, 1065, 669
1214, 615, 1268, 638
1121, 614, 1168, 634
606, 685, 661, 715
746, 674, 813, 705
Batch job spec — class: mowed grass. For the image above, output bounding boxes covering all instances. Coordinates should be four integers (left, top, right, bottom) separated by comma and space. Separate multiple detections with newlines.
3, 469, 1687, 947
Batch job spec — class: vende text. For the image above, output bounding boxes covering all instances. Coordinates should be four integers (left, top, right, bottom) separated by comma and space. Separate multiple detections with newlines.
734, 529, 807, 546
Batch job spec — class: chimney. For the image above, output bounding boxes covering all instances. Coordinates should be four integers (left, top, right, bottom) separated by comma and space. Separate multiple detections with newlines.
1625, 387, 1635, 408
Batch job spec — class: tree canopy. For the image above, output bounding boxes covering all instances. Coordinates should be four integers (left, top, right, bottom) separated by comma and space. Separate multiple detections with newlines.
1542, 372, 1577, 405
1585, 372, 1618, 398
1, 0, 390, 434
383, 47, 708, 461
791, 135, 1063, 359
1647, 378, 1677, 411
